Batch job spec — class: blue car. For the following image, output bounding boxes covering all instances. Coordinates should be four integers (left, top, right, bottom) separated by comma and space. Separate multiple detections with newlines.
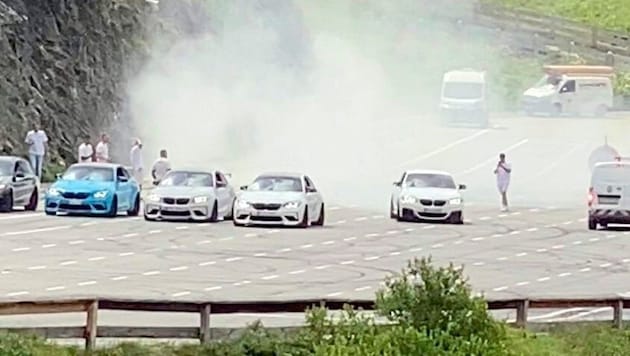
44, 163, 141, 217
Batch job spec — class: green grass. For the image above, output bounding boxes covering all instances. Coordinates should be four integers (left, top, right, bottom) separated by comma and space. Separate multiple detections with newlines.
486, 0, 630, 32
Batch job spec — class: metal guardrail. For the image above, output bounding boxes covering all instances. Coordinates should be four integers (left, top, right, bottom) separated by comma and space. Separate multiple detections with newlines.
0, 297, 626, 350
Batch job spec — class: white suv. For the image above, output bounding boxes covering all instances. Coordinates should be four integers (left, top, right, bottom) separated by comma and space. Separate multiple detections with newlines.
588, 161, 630, 230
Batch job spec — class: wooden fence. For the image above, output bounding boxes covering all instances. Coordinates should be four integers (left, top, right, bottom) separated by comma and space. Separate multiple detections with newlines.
473, 2, 630, 67
0, 297, 627, 350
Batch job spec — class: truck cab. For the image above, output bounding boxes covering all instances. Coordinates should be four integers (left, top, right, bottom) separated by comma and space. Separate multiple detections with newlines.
439, 69, 488, 128
522, 65, 613, 117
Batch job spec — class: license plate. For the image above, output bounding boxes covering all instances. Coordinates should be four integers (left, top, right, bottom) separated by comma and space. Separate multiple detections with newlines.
161, 206, 179, 211
424, 208, 441, 213
252, 210, 272, 217
67, 199, 82, 205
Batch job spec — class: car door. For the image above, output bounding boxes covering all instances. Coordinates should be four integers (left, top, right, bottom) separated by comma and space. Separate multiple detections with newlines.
17, 159, 37, 203
214, 171, 231, 215
115, 167, 132, 210
558, 79, 576, 114
303, 176, 321, 221
391, 172, 406, 211
12, 161, 32, 204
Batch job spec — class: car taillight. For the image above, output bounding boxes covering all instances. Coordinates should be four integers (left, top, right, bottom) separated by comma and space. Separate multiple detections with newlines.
588, 188, 596, 206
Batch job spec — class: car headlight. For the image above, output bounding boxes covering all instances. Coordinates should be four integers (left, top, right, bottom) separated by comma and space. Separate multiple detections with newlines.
399, 195, 417, 204
93, 191, 108, 199
235, 199, 250, 209
193, 196, 208, 204
283, 201, 301, 209
449, 197, 462, 205
147, 194, 160, 202
47, 188, 60, 197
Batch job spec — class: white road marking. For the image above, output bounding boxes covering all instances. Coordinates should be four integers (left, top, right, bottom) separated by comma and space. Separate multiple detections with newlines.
322, 240, 335, 245
204, 286, 222, 291
537, 277, 551, 282
41, 244, 56, 248
472, 237, 485, 241
111, 276, 128, 281
479, 216, 490, 221
398, 129, 489, 167
27, 266, 46, 270
536, 248, 548, 253
68, 240, 85, 245
6, 291, 29, 297
589, 237, 600, 242
371, 215, 384, 219
385, 230, 399, 235
431, 243, 443, 248
326, 292, 343, 297
169, 266, 189, 271
279, 248, 292, 253
509, 231, 520, 235
172, 291, 191, 297
0, 213, 40, 220
364, 233, 379, 238
515, 281, 530, 286
551, 244, 564, 249
11, 247, 30, 252
119, 252, 135, 257
579, 268, 591, 272
289, 270, 306, 275
225, 257, 243, 262
78, 281, 97, 286
244, 233, 257, 238
573, 241, 583, 245
600, 263, 612, 268
175, 226, 188, 230
423, 225, 435, 230
493, 286, 508, 292
148, 230, 162, 234
197, 240, 211, 245
261, 275, 279, 280
354, 286, 372, 292
315, 265, 331, 270
340, 260, 355, 265
46, 286, 66, 291
364, 256, 380, 261
254, 253, 268, 257
409, 247, 423, 252
300, 244, 313, 249
142, 271, 160, 276
123, 233, 139, 237
453, 240, 464, 245
404, 228, 415, 232
3, 225, 70, 236
497, 257, 508, 261
526, 228, 538, 232
354, 217, 368, 222
80, 222, 97, 227
88, 257, 105, 261
558, 272, 572, 278
335, 220, 347, 225
473, 262, 485, 266
516, 252, 527, 257
344, 237, 357, 242
219, 237, 234, 241
60, 260, 77, 266
198, 261, 216, 266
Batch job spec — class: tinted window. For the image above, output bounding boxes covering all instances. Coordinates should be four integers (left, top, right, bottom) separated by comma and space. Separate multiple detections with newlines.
0, 161, 12, 176
63, 166, 114, 182
248, 176, 302, 192
404, 173, 456, 189
159, 171, 213, 187
443, 82, 483, 99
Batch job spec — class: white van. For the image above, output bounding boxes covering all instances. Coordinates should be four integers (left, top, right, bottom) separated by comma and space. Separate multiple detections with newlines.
439, 69, 488, 128
522, 66, 614, 116
588, 161, 630, 230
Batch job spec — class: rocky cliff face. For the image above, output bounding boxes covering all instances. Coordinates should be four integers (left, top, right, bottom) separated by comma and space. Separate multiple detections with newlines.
0, 0, 159, 176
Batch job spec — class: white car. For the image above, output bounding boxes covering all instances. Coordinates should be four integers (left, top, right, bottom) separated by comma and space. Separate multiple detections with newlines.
233, 172, 324, 227
390, 170, 466, 224
144, 169, 235, 222
588, 160, 630, 230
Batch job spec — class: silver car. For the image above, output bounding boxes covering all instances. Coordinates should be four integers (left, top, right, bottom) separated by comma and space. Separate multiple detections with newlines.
144, 170, 235, 222
233, 172, 325, 228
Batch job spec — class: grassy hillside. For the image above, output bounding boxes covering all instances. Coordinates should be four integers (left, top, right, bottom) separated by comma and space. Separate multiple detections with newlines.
487, 0, 630, 32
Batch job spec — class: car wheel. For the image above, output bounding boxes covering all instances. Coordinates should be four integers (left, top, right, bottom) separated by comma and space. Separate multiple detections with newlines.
127, 194, 140, 216
395, 204, 406, 222
588, 218, 597, 230
45, 210, 56, 216
313, 204, 325, 226
450, 211, 464, 225
224, 198, 235, 221
25, 188, 38, 211
144, 214, 154, 221
298, 206, 309, 228
106, 196, 118, 218
208, 201, 218, 222
389, 199, 397, 219
0, 191, 13, 213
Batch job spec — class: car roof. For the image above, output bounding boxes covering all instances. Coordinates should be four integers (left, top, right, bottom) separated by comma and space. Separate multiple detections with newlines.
405, 169, 453, 176
70, 162, 119, 169
0, 156, 21, 163
256, 172, 304, 179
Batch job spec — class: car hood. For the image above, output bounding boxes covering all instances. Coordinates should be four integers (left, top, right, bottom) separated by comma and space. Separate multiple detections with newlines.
402, 187, 460, 200
152, 186, 215, 198
523, 85, 555, 98
239, 191, 304, 204
50, 179, 115, 193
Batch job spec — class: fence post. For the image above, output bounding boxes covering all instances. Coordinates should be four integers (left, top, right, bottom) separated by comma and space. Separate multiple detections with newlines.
85, 300, 98, 351
516, 299, 529, 328
200, 304, 211, 344
613, 299, 623, 329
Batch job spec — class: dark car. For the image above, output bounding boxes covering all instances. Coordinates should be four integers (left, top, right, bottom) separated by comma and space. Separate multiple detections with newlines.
0, 156, 40, 212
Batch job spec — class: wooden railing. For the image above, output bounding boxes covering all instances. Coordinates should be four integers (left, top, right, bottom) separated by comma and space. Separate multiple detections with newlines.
0, 297, 627, 350
473, 2, 630, 66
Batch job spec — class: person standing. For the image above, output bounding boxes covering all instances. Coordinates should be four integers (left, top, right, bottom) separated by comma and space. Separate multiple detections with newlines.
130, 139, 144, 189
78, 136, 94, 163
494, 153, 512, 212
95, 133, 111, 163
151, 149, 171, 185
24, 123, 48, 179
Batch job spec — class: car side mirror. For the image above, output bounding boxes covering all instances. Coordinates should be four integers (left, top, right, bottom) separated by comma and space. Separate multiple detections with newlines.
55, 173, 62, 180
306, 187, 316, 193
240, 185, 247, 190
118, 176, 128, 183
458, 184, 467, 190
216, 182, 226, 188
393, 181, 401, 187
14, 172, 25, 179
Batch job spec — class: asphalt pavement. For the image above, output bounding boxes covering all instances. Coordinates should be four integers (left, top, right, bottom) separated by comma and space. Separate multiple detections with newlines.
1, 113, 630, 331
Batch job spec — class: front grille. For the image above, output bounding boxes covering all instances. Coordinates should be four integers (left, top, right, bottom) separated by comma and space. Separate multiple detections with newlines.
434, 200, 446, 207
59, 203, 91, 210
251, 215, 283, 222
161, 210, 190, 217
418, 212, 448, 218
61, 192, 89, 199
252, 203, 282, 210
162, 197, 190, 205
419, 199, 432, 206
597, 195, 621, 205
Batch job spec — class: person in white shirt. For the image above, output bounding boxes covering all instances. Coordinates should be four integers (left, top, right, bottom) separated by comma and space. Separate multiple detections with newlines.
24, 123, 48, 179
95, 133, 110, 163
151, 149, 171, 185
78, 136, 94, 163
493, 153, 512, 212
129, 139, 144, 189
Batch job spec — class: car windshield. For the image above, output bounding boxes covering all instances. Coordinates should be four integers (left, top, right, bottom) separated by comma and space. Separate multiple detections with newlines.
405, 173, 456, 189
0, 161, 12, 176
443, 82, 483, 99
592, 165, 630, 184
248, 176, 303, 192
159, 172, 214, 187
62, 166, 114, 181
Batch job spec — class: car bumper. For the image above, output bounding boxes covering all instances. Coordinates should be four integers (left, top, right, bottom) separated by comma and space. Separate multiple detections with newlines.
589, 208, 630, 224
44, 196, 112, 215
399, 202, 462, 221
144, 202, 211, 221
234, 205, 304, 226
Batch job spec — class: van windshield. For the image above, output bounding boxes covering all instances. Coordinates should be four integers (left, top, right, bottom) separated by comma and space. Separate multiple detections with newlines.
442, 82, 483, 100
592, 165, 630, 185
